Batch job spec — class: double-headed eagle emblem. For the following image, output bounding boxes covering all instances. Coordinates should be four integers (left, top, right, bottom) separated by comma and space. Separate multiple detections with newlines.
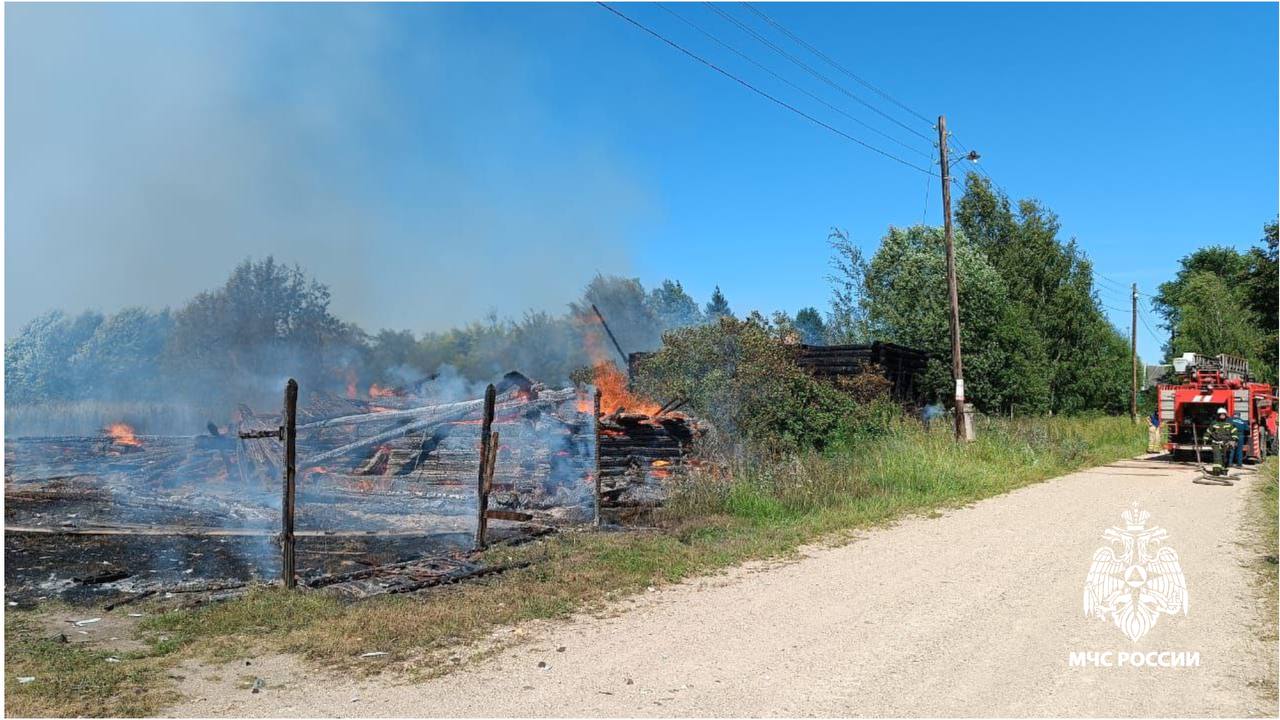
1083, 504, 1189, 641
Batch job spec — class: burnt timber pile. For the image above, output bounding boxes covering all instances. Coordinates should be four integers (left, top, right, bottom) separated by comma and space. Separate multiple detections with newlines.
4, 373, 600, 604
597, 408, 702, 524
793, 341, 928, 403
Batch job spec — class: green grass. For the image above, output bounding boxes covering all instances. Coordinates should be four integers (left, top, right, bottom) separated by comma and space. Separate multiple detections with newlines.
4, 612, 179, 717
6, 415, 1144, 717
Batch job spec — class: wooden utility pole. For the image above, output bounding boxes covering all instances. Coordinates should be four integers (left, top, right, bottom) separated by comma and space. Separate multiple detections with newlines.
474, 383, 497, 550
280, 378, 298, 589
1131, 283, 1138, 423
938, 115, 967, 442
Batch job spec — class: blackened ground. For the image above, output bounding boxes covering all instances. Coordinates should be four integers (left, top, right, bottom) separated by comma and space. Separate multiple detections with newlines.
4, 531, 476, 607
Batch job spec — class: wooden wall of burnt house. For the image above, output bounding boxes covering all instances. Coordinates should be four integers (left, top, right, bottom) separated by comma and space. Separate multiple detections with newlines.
793, 341, 928, 404
596, 410, 699, 524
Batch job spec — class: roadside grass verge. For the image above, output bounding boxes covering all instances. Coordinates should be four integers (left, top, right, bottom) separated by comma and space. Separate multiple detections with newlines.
1250, 456, 1278, 705
4, 611, 179, 717
5, 415, 1143, 716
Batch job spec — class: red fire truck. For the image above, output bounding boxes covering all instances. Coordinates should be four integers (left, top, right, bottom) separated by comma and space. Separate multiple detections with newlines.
1157, 353, 1276, 461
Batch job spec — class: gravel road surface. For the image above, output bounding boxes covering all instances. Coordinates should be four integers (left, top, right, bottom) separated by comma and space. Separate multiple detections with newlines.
171, 456, 1276, 717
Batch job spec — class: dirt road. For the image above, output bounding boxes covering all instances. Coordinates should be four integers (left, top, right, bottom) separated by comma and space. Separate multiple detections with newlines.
172, 457, 1277, 717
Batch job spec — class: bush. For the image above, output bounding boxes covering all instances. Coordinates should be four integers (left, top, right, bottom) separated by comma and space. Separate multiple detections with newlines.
633, 316, 895, 453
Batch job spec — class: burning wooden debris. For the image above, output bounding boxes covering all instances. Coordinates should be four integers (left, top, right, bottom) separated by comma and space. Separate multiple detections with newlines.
5, 372, 603, 603
587, 362, 706, 524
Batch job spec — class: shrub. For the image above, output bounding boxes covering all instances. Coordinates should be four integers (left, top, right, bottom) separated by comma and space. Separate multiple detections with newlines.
633, 316, 894, 453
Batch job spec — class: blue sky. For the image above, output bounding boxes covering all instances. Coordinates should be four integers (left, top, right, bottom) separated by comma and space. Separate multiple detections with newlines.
6, 2, 1277, 363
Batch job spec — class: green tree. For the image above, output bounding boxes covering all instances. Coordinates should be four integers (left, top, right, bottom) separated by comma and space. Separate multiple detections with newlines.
71, 308, 173, 400
5, 310, 103, 402
646, 279, 704, 331
1153, 230, 1276, 380
1168, 271, 1266, 367
1153, 245, 1252, 352
704, 286, 733, 320
569, 274, 661, 358
825, 227, 870, 343
859, 225, 1028, 413
955, 173, 1129, 413
793, 307, 826, 345
164, 257, 363, 401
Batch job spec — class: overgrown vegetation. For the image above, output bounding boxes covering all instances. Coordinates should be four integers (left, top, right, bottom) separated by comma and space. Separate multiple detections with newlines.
5, 416, 1142, 716
633, 316, 896, 453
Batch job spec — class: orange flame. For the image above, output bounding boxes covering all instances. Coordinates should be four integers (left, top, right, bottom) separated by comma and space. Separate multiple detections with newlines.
582, 328, 661, 414
106, 422, 141, 447
651, 459, 671, 468
369, 383, 401, 399
345, 368, 358, 400
591, 361, 661, 415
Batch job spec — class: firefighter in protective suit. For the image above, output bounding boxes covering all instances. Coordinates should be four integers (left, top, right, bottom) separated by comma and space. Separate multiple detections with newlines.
1204, 407, 1238, 476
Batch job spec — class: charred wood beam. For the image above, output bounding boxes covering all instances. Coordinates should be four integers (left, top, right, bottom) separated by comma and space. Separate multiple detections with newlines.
484, 509, 532, 522
590, 304, 630, 367
281, 379, 298, 589
300, 389, 575, 467
593, 388, 602, 527
475, 384, 497, 550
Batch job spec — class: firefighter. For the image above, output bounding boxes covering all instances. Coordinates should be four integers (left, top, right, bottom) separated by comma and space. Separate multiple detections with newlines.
1205, 408, 1239, 475
1228, 412, 1251, 467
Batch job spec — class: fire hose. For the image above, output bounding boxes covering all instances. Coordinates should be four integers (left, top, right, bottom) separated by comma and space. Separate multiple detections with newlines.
1189, 421, 1234, 486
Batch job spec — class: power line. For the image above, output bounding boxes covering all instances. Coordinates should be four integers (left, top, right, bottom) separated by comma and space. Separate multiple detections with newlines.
1137, 308, 1165, 346
1096, 273, 1158, 298
703, 2, 935, 146
741, 2, 935, 129
729, 1, 1015, 204
596, 2, 938, 176
656, 3, 932, 161
922, 169, 932, 225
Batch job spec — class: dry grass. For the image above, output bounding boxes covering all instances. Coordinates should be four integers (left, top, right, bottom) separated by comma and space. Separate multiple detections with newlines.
5, 415, 1144, 716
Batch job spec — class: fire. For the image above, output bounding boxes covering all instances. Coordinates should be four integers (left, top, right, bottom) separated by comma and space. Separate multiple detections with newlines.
591, 361, 662, 415
369, 383, 401, 399
651, 459, 670, 468
345, 368, 358, 399
105, 422, 141, 447
580, 323, 661, 415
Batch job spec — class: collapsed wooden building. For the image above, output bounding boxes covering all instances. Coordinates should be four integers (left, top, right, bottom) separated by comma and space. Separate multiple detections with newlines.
793, 341, 929, 402
5, 369, 708, 602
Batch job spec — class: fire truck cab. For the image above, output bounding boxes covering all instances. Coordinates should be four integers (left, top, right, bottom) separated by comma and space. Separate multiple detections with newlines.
1157, 353, 1276, 461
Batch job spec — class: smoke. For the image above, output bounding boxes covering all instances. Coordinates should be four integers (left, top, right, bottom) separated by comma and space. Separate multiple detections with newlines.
6, 3, 649, 340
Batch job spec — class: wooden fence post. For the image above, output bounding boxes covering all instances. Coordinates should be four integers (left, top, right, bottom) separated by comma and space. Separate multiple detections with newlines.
475, 384, 496, 550
593, 388, 602, 527
281, 378, 298, 589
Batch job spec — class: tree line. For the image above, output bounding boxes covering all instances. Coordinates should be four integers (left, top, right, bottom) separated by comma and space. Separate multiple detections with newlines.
1151, 221, 1277, 382
8, 173, 1272, 431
